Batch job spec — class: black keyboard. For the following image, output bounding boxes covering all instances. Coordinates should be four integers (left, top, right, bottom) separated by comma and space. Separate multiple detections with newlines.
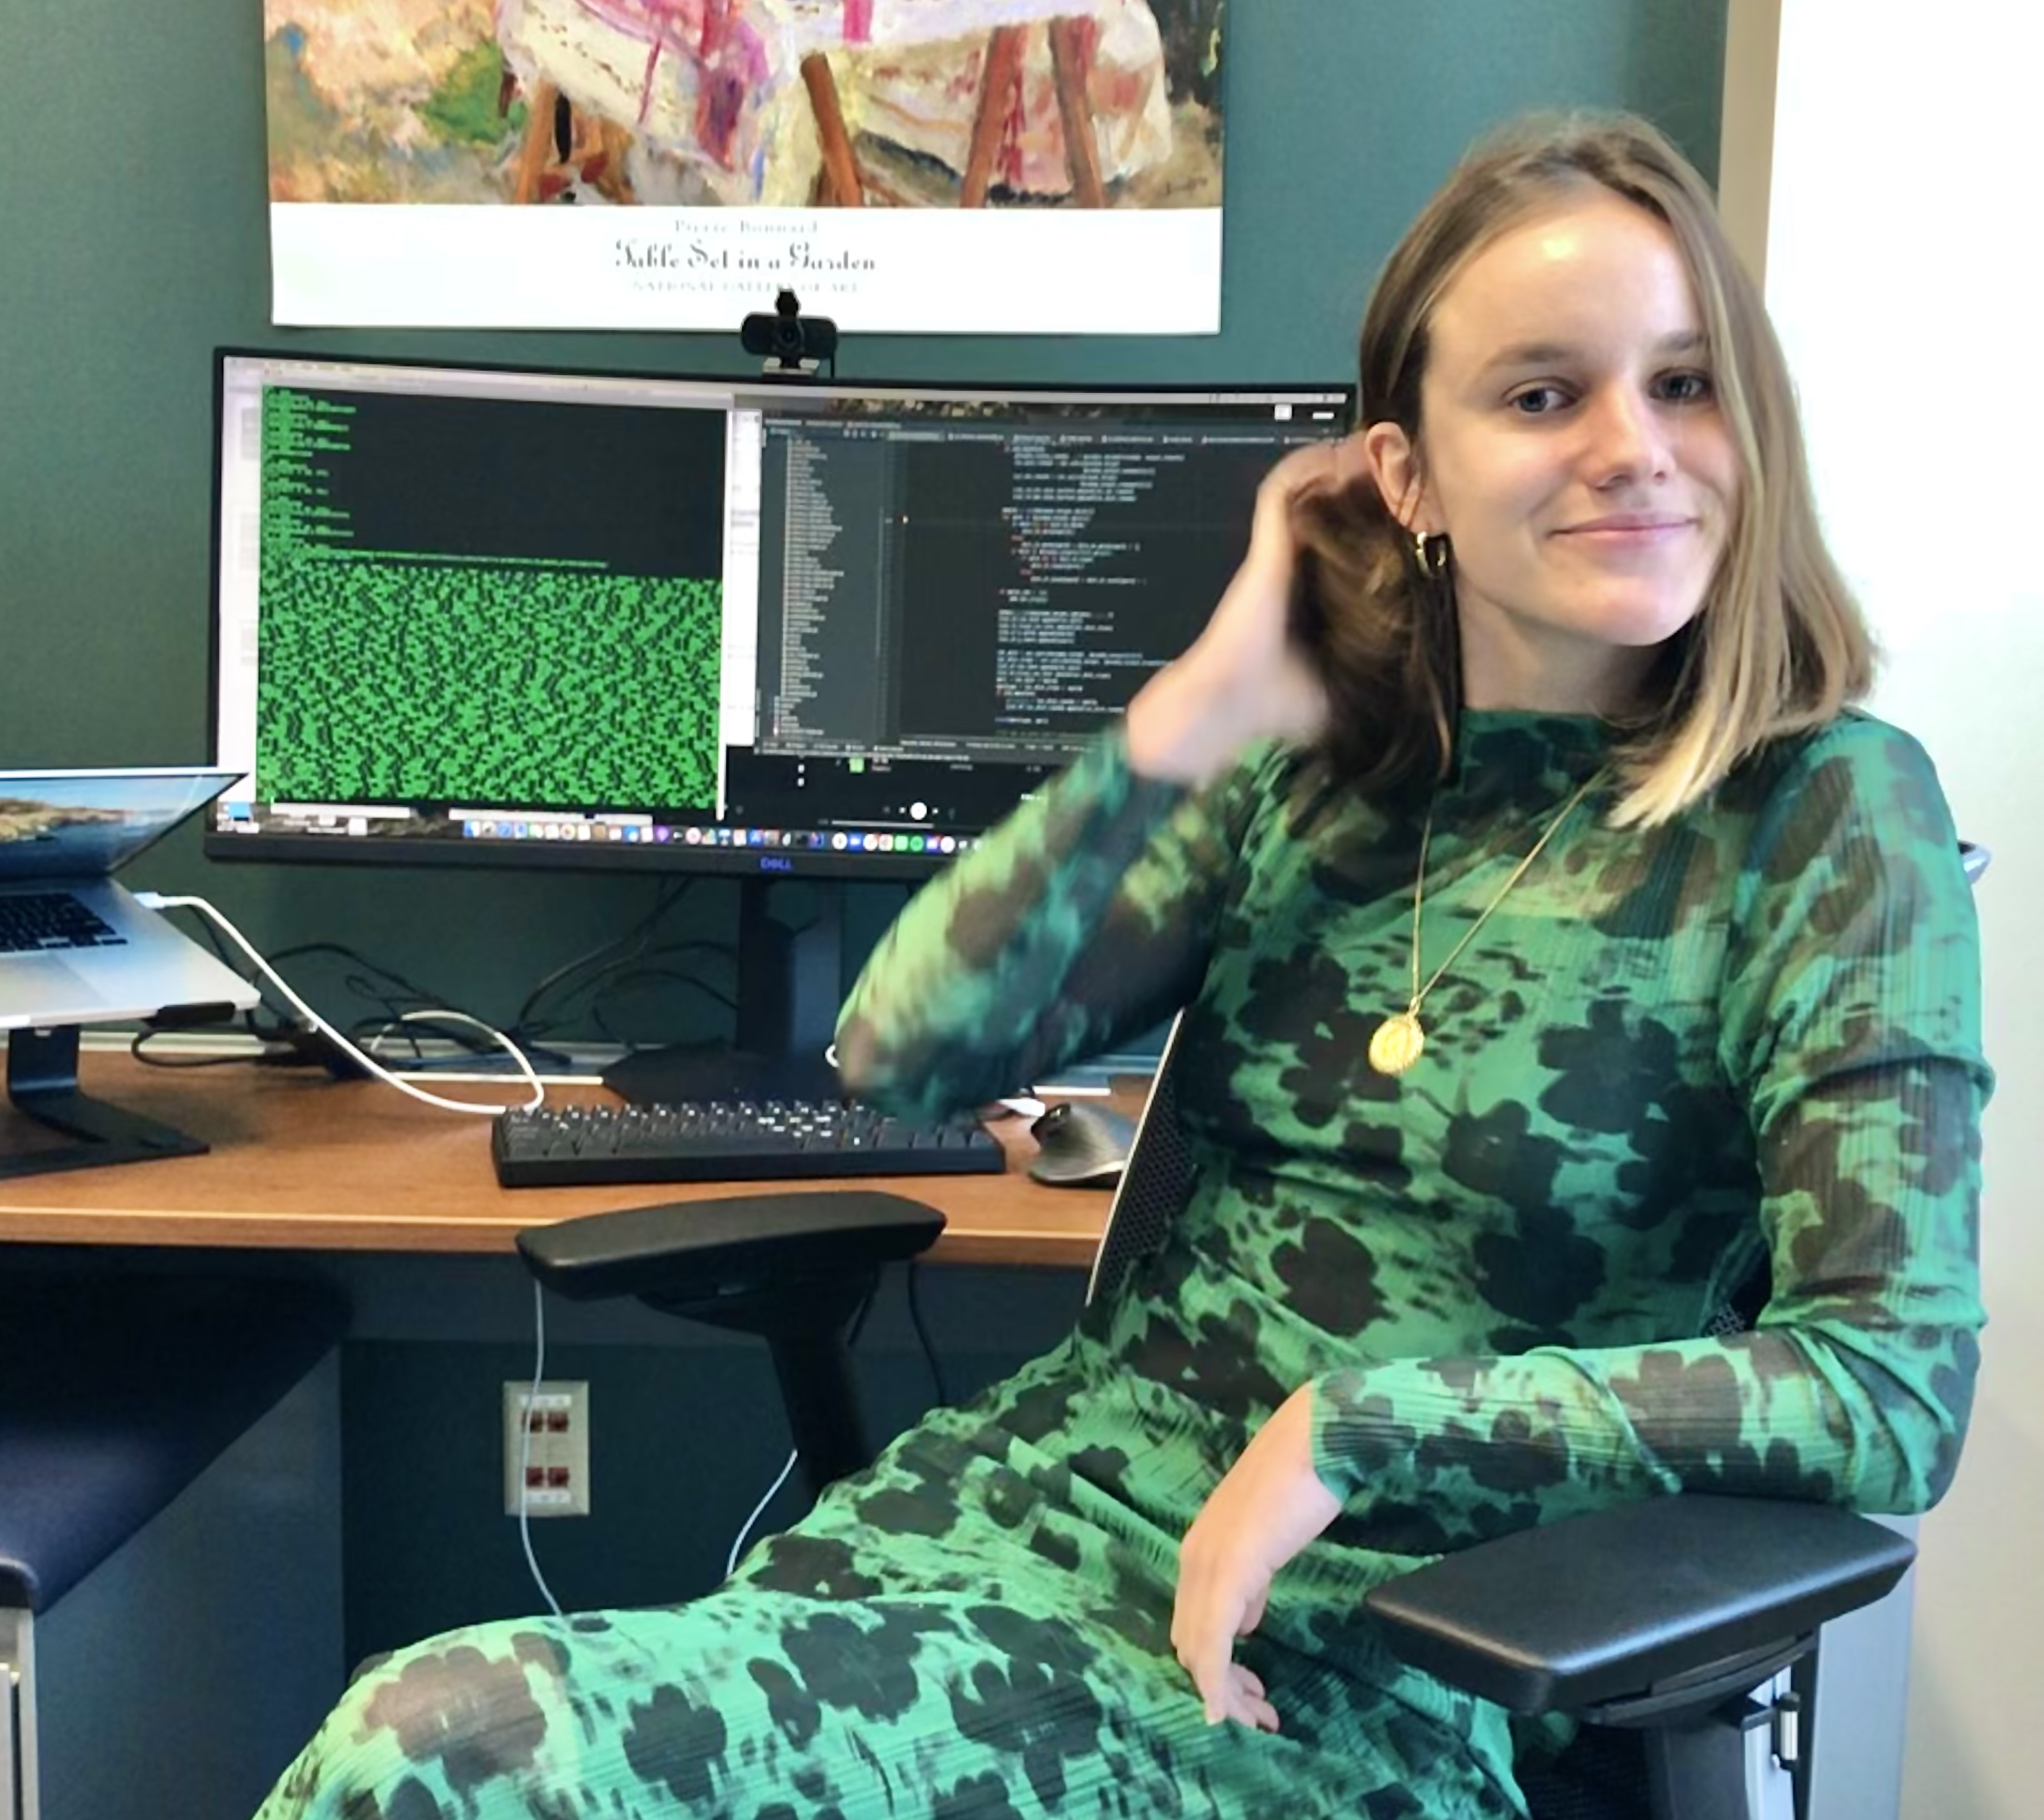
492, 1098, 1005, 1188
0, 890, 125, 954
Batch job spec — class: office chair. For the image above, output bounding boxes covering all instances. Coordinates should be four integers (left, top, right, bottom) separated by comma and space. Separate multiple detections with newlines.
521, 842, 1986, 1820
525, 1092, 1906, 1817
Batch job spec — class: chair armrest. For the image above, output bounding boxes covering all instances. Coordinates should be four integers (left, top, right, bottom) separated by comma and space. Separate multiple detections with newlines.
519, 1191, 946, 1489
1362, 1496, 1915, 1716
516, 1190, 946, 1305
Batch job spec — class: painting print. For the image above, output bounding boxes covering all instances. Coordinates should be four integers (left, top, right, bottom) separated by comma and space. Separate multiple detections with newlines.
265, 0, 1226, 332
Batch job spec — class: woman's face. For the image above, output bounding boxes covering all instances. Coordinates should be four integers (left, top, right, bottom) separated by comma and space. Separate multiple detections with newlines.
1370, 189, 1741, 713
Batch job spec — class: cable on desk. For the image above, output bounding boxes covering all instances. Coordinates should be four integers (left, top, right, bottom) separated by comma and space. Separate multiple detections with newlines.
132, 893, 543, 1116
259, 943, 577, 1071
126, 905, 301, 1064
129, 1029, 272, 1069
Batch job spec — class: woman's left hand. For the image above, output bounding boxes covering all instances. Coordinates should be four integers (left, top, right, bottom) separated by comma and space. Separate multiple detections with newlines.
1171, 1384, 1342, 1731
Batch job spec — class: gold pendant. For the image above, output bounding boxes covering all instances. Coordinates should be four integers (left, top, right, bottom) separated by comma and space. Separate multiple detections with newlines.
1368, 1010, 1426, 1076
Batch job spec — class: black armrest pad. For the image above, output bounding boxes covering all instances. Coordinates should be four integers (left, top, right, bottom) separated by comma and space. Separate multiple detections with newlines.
0, 1274, 347, 1613
1362, 1496, 1915, 1715
517, 1190, 946, 1303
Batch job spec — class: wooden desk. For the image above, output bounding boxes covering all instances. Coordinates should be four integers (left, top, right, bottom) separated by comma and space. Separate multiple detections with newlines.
0, 1051, 1125, 1269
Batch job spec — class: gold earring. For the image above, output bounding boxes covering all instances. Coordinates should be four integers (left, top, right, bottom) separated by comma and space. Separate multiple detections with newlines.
1413, 530, 1449, 579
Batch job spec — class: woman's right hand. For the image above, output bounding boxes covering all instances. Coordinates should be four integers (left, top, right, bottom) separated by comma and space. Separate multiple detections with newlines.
1125, 437, 1368, 785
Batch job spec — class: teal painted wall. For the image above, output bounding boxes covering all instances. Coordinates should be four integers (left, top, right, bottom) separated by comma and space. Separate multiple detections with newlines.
335, 1256, 1088, 1663
0, 0, 1725, 1041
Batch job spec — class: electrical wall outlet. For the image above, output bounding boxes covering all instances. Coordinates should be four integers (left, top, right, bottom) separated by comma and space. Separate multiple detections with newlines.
504, 1380, 590, 1517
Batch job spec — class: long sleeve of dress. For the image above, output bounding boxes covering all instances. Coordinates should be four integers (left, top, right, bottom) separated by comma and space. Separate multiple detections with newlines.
836, 730, 1270, 1118
1311, 725, 1991, 1522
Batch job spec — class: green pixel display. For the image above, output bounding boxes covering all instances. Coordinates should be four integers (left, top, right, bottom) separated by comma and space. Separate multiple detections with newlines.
254, 558, 722, 807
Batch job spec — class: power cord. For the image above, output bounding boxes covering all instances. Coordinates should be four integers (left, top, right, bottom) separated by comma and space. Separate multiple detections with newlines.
587, 961, 739, 1048
905, 1261, 952, 1407
725, 1451, 799, 1578
270, 941, 462, 1038
512, 879, 739, 1051
723, 1275, 884, 1578
512, 878, 692, 1035
517, 1280, 566, 1619
133, 892, 544, 1116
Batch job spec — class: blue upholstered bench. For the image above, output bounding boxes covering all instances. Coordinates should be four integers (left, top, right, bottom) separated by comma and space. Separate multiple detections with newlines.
0, 1271, 346, 1819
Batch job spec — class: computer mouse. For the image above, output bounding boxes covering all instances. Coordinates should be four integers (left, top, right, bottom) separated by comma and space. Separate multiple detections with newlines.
1027, 1100, 1137, 1189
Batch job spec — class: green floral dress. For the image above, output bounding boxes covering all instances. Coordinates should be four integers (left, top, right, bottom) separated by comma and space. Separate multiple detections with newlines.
257, 710, 1988, 1820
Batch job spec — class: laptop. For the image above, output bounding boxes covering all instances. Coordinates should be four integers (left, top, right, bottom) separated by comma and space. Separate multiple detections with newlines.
0, 768, 262, 1030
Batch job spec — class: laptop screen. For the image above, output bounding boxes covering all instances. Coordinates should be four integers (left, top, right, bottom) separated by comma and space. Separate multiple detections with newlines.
0, 769, 241, 884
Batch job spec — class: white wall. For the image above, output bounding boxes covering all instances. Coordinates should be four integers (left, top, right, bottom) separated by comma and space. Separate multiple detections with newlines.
1724, 4, 2044, 1813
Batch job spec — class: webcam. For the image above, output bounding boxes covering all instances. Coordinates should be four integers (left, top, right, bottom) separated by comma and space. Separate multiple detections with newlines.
740, 290, 838, 376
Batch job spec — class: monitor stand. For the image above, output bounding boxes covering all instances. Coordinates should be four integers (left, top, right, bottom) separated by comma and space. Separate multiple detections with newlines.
1, 1025, 210, 1180
601, 877, 849, 1105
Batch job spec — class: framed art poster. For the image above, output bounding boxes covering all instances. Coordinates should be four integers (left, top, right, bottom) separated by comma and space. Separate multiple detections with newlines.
264, 0, 1227, 332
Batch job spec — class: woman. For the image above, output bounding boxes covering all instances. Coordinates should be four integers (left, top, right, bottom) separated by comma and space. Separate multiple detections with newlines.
257, 111, 1987, 1820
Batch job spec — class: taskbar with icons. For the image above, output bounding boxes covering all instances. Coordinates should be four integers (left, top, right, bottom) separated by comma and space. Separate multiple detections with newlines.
457, 816, 974, 859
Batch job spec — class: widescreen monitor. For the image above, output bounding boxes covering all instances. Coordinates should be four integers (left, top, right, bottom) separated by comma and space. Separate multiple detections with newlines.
207, 352, 1351, 881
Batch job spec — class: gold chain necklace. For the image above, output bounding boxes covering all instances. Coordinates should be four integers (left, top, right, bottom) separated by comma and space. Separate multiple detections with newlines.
1366, 769, 1605, 1077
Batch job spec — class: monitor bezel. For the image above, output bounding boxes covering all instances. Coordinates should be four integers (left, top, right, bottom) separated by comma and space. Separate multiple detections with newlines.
202, 345, 1355, 883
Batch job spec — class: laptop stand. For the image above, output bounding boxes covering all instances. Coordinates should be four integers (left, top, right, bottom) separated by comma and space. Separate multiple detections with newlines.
1, 1025, 208, 1179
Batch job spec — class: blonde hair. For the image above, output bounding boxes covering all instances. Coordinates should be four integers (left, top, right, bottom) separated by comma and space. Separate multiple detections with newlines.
1293, 111, 1873, 826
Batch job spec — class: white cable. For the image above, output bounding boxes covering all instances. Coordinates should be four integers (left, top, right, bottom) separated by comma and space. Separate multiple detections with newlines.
133, 892, 543, 1115
517, 1280, 566, 1620
727, 1449, 800, 1579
